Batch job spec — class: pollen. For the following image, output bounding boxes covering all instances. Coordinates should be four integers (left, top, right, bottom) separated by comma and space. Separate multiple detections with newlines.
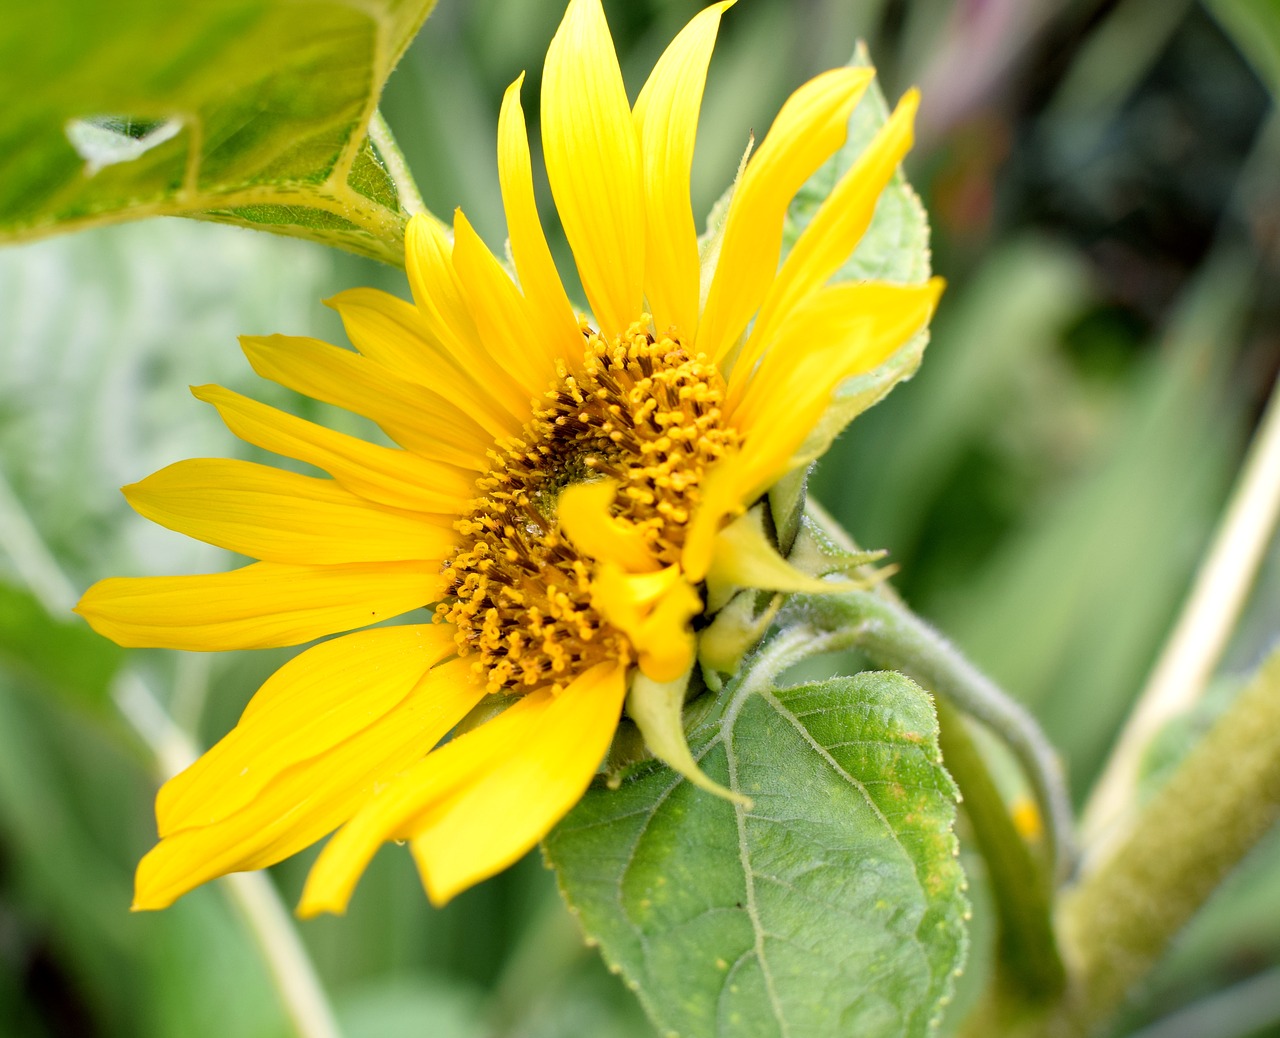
438, 319, 740, 693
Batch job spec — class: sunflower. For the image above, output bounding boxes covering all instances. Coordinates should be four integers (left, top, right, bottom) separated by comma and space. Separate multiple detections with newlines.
76, 0, 942, 914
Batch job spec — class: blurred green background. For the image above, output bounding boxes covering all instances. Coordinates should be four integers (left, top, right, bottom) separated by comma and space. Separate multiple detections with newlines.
1, 0, 1278, 1035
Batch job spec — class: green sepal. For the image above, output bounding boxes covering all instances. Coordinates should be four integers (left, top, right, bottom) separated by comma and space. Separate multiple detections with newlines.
788, 513, 888, 578
698, 589, 783, 685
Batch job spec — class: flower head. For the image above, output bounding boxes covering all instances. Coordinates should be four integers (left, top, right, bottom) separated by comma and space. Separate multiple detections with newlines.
77, 0, 941, 913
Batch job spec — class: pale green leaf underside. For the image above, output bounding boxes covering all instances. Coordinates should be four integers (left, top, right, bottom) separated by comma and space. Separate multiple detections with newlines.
545, 672, 967, 1038
0, 0, 435, 264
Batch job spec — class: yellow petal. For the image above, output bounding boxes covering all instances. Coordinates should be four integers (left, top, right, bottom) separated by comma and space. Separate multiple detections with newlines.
728, 89, 920, 407
627, 668, 749, 804
703, 239, 927, 584
688, 284, 939, 565
732, 279, 944, 444
404, 215, 536, 425
591, 561, 680, 640
542, 0, 643, 339
697, 67, 874, 365
241, 334, 492, 471
193, 384, 473, 514
632, 1, 733, 339
323, 286, 440, 380
637, 579, 701, 681
451, 210, 557, 400
298, 687, 550, 917
133, 658, 483, 910
325, 287, 521, 440
409, 661, 626, 904
557, 480, 660, 572
497, 72, 582, 359
156, 624, 458, 837
74, 560, 441, 651
124, 458, 457, 565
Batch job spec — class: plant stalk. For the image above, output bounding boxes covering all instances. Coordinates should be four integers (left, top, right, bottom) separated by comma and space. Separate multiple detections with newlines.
1039, 649, 1280, 1036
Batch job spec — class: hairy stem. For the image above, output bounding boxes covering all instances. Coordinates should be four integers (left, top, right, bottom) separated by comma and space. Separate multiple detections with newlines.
1042, 650, 1280, 1035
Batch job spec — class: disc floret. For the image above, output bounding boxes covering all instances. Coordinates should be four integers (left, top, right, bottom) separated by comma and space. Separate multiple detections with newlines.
438, 319, 741, 693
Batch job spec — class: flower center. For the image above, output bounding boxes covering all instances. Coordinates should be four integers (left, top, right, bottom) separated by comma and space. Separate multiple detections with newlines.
437, 320, 739, 693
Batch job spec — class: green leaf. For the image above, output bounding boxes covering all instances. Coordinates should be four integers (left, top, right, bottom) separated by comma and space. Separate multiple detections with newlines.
0, 0, 437, 264
545, 671, 968, 1038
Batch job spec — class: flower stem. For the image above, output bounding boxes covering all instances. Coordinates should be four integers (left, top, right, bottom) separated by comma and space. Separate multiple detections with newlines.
933, 696, 1065, 1003
804, 503, 1076, 883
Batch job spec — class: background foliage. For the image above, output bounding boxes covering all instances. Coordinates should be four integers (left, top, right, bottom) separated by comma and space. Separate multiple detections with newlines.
1, 0, 1278, 1035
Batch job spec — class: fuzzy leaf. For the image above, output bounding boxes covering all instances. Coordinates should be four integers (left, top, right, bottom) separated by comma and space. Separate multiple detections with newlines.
0, 0, 436, 264
545, 671, 968, 1038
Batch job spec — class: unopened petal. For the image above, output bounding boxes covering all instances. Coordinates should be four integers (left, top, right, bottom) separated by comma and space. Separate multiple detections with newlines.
558, 480, 660, 572
706, 505, 854, 609
627, 669, 749, 804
